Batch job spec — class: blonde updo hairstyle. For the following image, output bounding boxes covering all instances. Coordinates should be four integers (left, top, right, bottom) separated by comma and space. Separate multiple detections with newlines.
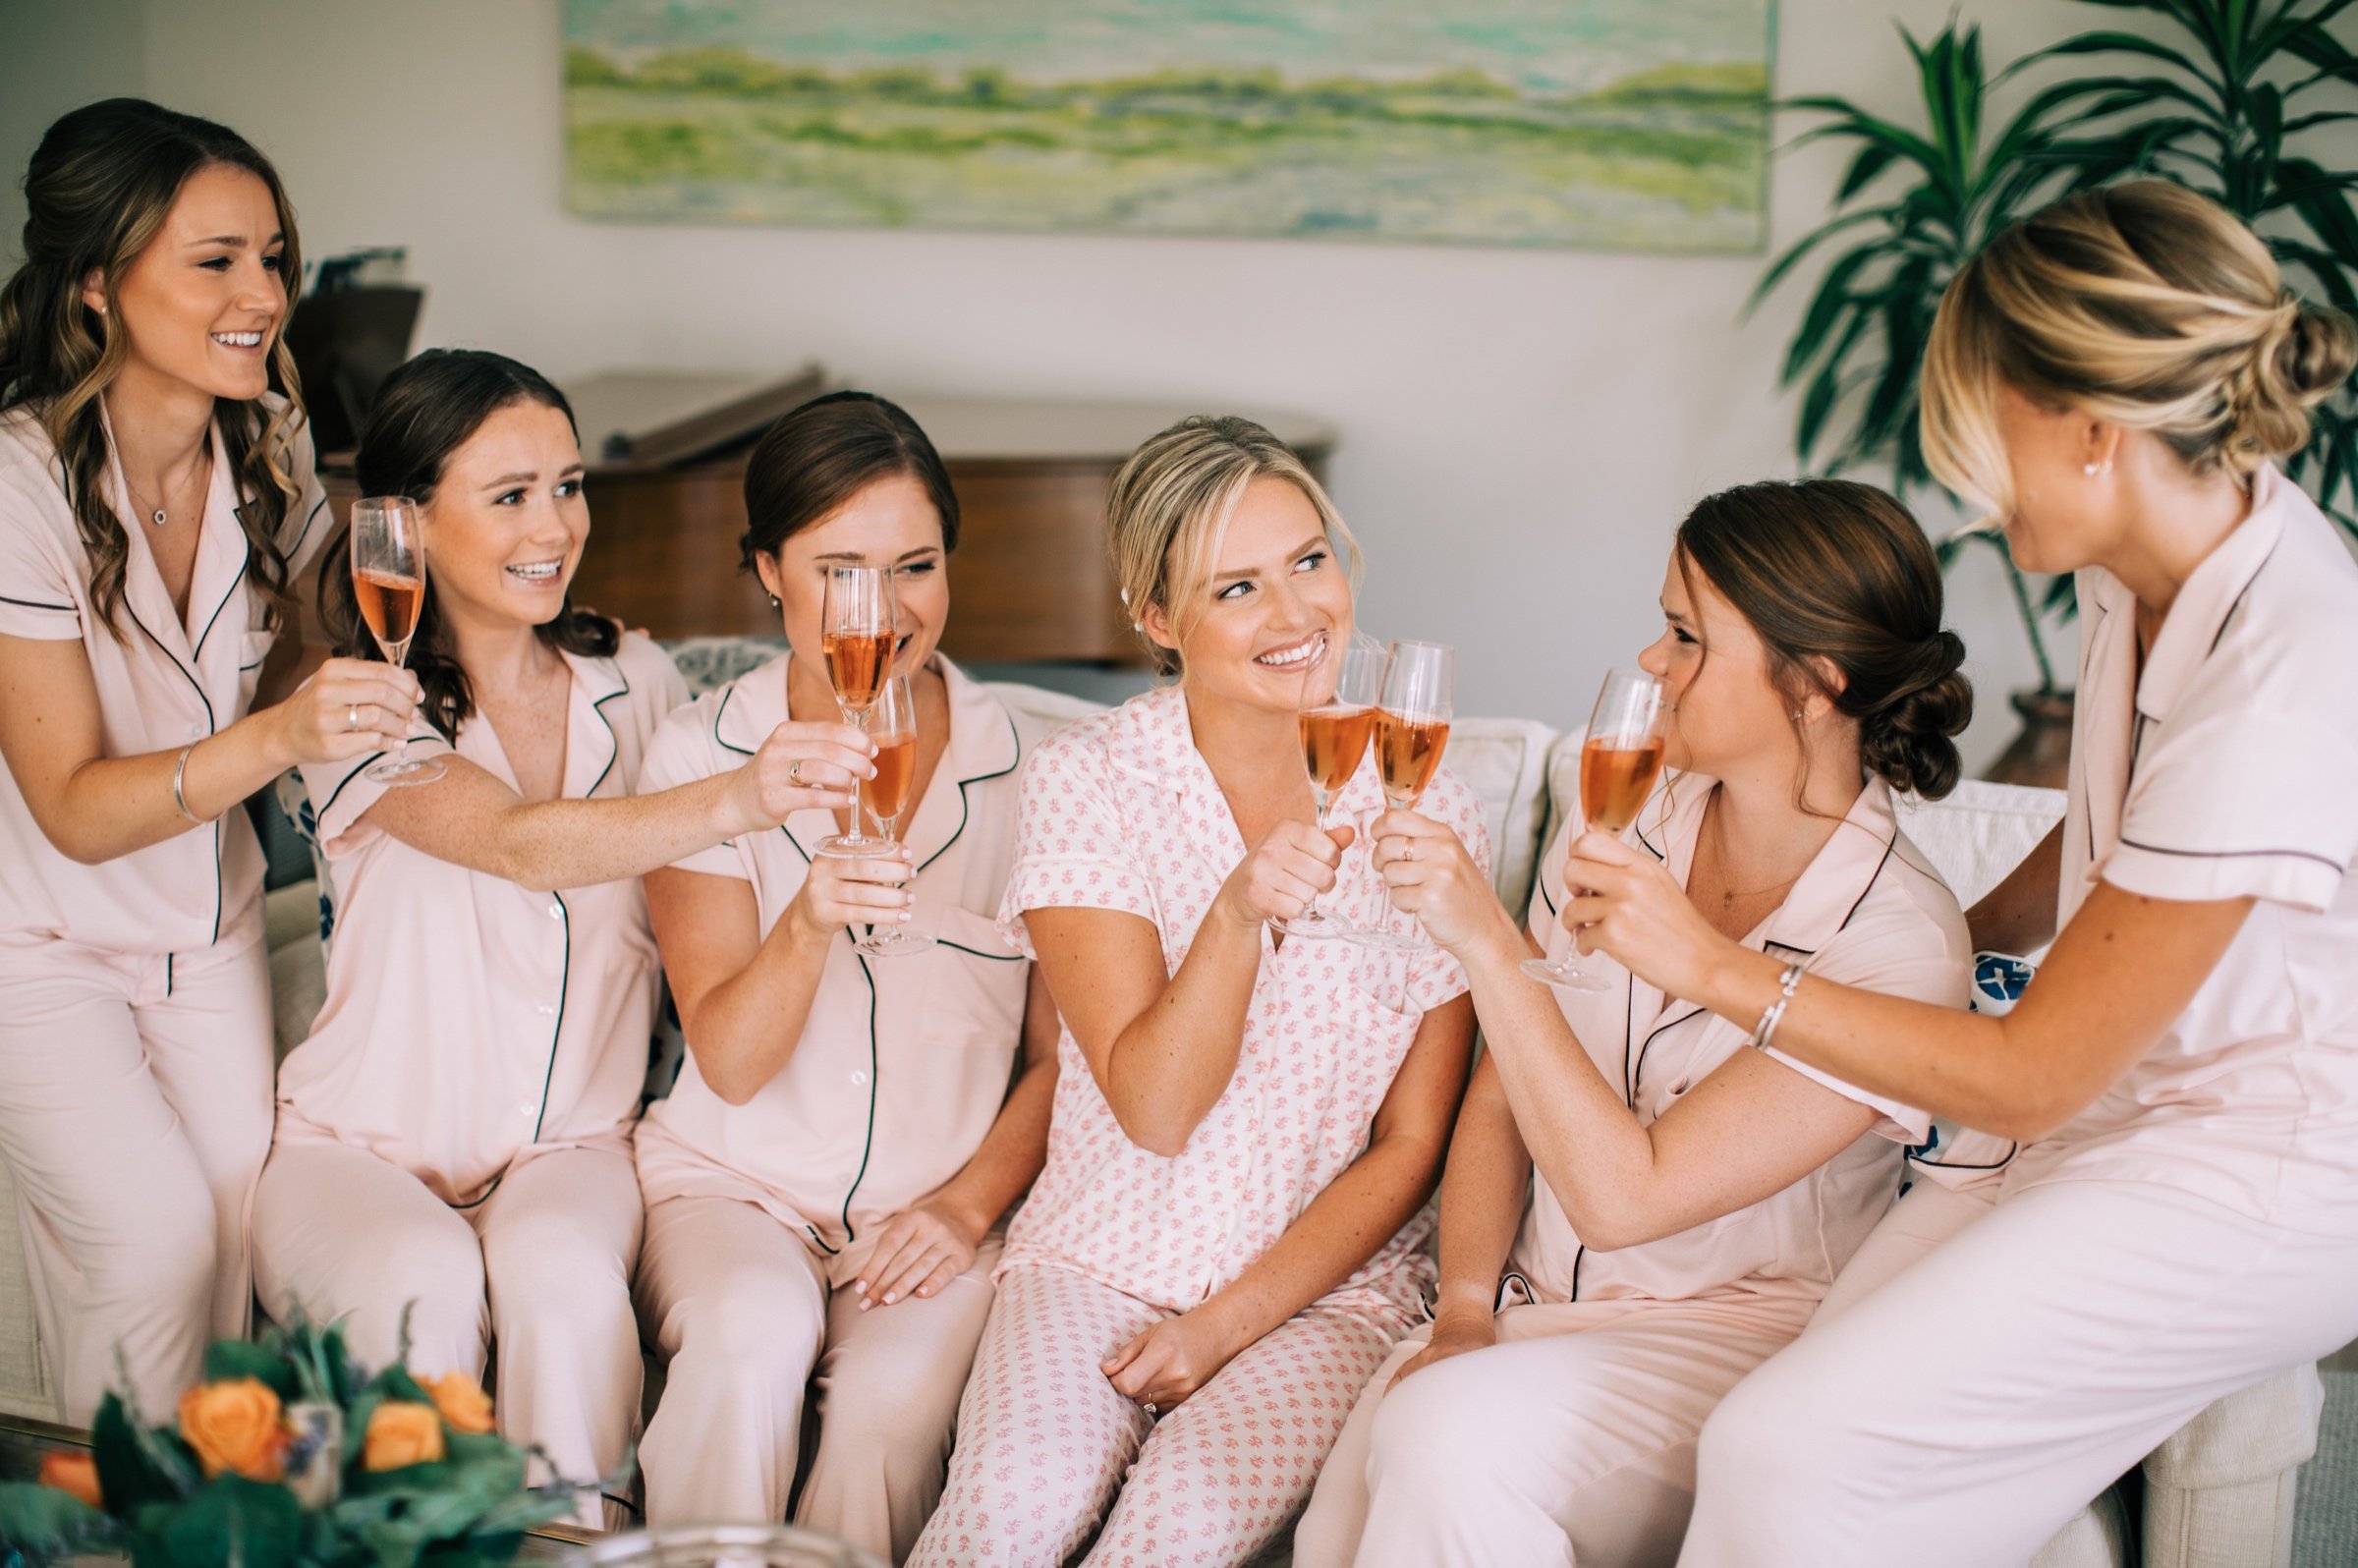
1106, 415, 1361, 678
1923, 181, 2356, 518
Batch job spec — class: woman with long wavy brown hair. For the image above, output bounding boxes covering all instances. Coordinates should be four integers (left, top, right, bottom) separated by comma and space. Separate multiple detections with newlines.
0, 98, 419, 1425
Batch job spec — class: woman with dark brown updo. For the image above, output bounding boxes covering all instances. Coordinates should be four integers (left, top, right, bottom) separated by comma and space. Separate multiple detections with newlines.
629, 391, 1059, 1558
1294, 478, 1975, 1568
0, 98, 417, 1424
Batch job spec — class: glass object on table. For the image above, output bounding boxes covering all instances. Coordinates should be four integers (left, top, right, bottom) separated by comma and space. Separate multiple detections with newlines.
565, 1523, 886, 1568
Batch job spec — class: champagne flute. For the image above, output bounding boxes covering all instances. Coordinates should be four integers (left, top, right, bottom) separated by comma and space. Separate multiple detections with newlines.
815, 564, 897, 859
1368, 640, 1453, 949
852, 674, 933, 956
1277, 631, 1383, 942
349, 496, 443, 786
1524, 667, 1667, 991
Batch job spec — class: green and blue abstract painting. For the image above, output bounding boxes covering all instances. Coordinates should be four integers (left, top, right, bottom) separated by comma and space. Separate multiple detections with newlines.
562, 0, 1773, 252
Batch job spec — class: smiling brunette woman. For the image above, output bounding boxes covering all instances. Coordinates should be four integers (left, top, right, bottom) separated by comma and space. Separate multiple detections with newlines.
906, 416, 1484, 1568
0, 98, 420, 1425
1293, 479, 1974, 1568
248, 351, 870, 1528
629, 392, 1059, 1560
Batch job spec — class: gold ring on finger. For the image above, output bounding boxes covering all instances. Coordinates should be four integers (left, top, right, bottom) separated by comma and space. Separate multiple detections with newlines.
347, 702, 360, 732
1401, 840, 1416, 863
788, 758, 807, 787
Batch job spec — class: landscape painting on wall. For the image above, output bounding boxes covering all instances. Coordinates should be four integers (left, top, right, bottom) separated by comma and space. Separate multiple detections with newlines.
561, 0, 1773, 252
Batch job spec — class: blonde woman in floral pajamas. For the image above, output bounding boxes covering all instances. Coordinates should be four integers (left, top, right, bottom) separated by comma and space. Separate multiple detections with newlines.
908, 417, 1484, 1568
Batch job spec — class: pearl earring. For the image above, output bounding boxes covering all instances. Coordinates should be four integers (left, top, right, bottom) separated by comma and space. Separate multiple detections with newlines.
767, 593, 780, 609
2083, 461, 2110, 476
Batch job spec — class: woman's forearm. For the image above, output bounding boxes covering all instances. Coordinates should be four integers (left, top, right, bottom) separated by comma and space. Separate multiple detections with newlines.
469, 774, 751, 893
1199, 1126, 1447, 1351
1456, 922, 1670, 1250
927, 1049, 1059, 1237
52, 712, 293, 864
1101, 907, 1263, 1155
679, 910, 836, 1104
1431, 1064, 1534, 1321
1692, 879, 2250, 1141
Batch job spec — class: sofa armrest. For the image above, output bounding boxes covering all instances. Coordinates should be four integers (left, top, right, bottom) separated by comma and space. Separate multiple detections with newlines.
2140, 1365, 2322, 1568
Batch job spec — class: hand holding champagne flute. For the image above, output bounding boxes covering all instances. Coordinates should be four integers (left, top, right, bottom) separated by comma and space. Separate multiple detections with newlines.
816, 563, 897, 859
1279, 632, 1382, 942
350, 496, 442, 786
853, 673, 932, 955
1525, 667, 1666, 990
1370, 639, 1452, 947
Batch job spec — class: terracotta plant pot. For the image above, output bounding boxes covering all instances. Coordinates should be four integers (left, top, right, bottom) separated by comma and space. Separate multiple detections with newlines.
1982, 688, 2074, 791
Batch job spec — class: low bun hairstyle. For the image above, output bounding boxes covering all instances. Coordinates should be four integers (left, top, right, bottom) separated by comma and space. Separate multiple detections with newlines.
1923, 180, 2358, 518
325, 349, 616, 743
1676, 478, 1972, 800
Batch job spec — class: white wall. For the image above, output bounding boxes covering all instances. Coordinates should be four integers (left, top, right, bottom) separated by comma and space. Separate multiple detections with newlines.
8, 0, 2142, 764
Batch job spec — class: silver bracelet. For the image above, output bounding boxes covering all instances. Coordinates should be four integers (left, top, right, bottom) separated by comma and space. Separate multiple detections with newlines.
171, 741, 202, 824
1751, 960, 1806, 1051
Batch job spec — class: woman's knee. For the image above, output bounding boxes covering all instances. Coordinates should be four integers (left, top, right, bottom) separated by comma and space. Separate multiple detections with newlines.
1363, 1360, 1498, 1493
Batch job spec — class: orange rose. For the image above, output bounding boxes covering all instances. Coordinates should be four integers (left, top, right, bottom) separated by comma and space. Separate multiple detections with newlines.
363, 1401, 445, 1472
37, 1450, 102, 1509
177, 1378, 287, 1482
421, 1371, 494, 1435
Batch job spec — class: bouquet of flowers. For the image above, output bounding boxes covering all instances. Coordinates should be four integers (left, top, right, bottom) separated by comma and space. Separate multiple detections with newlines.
0, 1314, 588, 1567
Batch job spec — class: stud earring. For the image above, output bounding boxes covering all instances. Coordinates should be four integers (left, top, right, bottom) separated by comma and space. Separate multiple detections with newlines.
2083, 461, 2110, 476
766, 593, 780, 609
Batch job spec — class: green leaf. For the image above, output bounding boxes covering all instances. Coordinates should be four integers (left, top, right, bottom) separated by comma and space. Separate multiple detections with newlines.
1781, 244, 1882, 385
158, 1477, 302, 1568
0, 1480, 120, 1564
2036, 29, 2220, 91
200, 1339, 299, 1400
92, 1391, 199, 1510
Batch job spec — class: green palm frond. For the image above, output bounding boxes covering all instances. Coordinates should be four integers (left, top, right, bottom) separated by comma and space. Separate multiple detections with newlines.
1759, 1, 2358, 691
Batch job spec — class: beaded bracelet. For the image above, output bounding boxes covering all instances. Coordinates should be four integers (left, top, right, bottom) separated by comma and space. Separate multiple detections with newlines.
1751, 960, 1806, 1051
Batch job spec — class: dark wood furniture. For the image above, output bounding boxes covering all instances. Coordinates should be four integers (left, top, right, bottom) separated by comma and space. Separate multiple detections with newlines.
316, 397, 1336, 667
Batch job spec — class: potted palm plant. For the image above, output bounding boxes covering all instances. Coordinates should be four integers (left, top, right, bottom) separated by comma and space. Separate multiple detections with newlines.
1757, 0, 2358, 785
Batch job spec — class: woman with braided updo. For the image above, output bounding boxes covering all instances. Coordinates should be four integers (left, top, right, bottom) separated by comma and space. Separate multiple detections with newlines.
1646, 182, 2358, 1566
1294, 477, 1975, 1568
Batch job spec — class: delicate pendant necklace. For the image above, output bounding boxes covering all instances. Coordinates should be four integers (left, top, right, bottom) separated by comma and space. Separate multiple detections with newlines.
1706, 803, 1801, 908
126, 446, 210, 529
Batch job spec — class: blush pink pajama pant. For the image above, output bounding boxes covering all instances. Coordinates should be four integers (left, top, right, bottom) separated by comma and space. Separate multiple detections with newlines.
1678, 1177, 2358, 1567
906, 1262, 1411, 1568
0, 924, 270, 1424
251, 1138, 644, 1529
1293, 1295, 1813, 1568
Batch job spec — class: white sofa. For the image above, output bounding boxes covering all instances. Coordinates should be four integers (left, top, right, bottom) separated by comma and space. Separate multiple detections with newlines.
0, 658, 2321, 1566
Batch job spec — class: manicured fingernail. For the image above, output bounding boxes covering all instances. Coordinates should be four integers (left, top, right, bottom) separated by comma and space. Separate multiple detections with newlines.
853, 1279, 868, 1294
882, 1293, 897, 1305
858, 1299, 871, 1312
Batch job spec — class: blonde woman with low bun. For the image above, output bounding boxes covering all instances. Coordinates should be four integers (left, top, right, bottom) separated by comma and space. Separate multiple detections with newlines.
1560, 181, 2358, 1566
